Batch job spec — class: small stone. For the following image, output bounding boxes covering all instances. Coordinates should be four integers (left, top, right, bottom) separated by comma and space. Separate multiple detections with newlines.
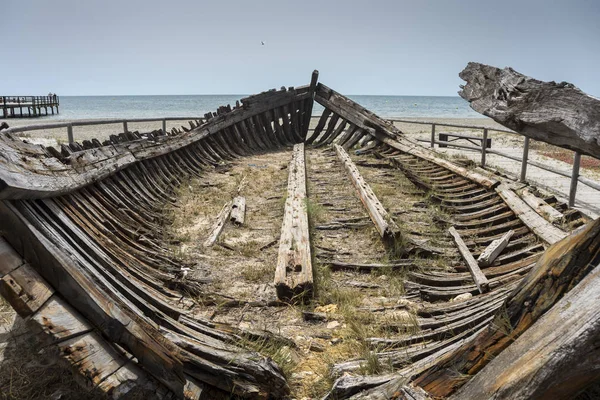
309, 341, 325, 352
451, 293, 473, 302
378, 275, 388, 281
330, 337, 343, 345
326, 320, 341, 329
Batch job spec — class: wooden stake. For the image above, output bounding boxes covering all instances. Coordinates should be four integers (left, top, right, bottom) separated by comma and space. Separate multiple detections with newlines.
230, 196, 246, 226
449, 227, 489, 293
203, 200, 233, 247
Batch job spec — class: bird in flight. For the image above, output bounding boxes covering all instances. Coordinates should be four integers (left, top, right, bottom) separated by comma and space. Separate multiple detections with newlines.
261, 41, 265, 45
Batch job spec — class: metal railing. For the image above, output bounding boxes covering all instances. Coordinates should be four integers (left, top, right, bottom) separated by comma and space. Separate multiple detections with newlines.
388, 118, 600, 208
3, 116, 205, 144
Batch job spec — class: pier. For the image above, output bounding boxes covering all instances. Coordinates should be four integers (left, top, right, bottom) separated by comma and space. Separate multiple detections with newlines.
1, 95, 59, 118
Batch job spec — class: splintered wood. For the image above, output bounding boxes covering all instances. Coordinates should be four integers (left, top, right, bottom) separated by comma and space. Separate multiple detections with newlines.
274, 143, 313, 301
477, 230, 514, 267
203, 200, 233, 247
230, 196, 246, 225
449, 227, 489, 293
334, 144, 403, 251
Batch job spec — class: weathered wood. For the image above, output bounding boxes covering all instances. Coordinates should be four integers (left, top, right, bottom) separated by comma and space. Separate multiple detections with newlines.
0, 237, 24, 278
334, 144, 403, 252
520, 188, 563, 224
459, 62, 600, 159
414, 217, 600, 397
477, 229, 514, 267
229, 196, 246, 226
203, 201, 233, 247
448, 227, 489, 293
0, 87, 310, 200
274, 143, 313, 301
496, 185, 567, 244
452, 261, 600, 400
0, 263, 54, 317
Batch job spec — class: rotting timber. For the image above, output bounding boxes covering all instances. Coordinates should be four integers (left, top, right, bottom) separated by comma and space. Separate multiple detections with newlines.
0, 68, 599, 399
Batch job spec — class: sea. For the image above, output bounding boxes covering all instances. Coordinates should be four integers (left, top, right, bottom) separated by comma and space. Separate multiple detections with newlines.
32, 95, 482, 121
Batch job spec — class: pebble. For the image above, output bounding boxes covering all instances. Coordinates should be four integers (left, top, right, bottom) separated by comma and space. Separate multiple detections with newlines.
326, 320, 341, 329
451, 293, 473, 302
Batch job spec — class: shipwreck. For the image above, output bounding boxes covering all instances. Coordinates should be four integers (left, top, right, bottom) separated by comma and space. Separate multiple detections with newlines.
0, 63, 599, 399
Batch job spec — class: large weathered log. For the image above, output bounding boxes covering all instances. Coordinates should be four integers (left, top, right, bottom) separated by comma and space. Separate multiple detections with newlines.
274, 143, 313, 301
459, 62, 600, 159
334, 144, 403, 252
413, 217, 600, 397
451, 260, 600, 400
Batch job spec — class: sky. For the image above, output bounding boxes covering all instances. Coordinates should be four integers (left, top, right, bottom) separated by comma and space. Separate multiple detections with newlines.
3, 0, 599, 96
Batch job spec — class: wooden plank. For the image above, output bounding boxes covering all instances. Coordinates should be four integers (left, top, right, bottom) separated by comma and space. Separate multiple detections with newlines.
274, 143, 313, 301
477, 230, 514, 267
0, 263, 54, 316
448, 227, 489, 293
520, 188, 563, 224
0, 237, 24, 278
229, 196, 246, 226
334, 144, 403, 251
453, 262, 600, 400
203, 201, 233, 247
496, 185, 567, 245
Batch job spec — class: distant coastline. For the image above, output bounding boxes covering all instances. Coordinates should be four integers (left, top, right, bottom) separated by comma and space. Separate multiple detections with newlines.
1, 94, 482, 123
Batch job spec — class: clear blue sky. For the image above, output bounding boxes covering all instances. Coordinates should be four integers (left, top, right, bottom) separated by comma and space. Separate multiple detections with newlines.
3, 0, 599, 96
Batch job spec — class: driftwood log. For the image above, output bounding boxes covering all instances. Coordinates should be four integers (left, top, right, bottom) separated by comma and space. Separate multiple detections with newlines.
414, 217, 600, 397
459, 62, 600, 159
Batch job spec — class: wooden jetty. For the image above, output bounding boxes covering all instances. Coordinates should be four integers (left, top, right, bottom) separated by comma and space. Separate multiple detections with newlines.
1, 95, 59, 118
0, 66, 599, 399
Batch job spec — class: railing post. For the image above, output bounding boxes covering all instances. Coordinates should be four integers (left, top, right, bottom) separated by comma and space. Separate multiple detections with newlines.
430, 124, 436, 148
520, 137, 530, 182
67, 124, 74, 144
569, 152, 581, 207
162, 119, 167, 133
481, 128, 488, 167
123, 121, 128, 134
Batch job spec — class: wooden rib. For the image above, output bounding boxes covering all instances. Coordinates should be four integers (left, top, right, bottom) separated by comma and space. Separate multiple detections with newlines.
274, 143, 312, 301
334, 144, 403, 251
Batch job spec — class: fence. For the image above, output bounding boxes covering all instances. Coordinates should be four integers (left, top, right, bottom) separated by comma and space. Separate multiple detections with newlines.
388, 118, 600, 208
3, 116, 204, 144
